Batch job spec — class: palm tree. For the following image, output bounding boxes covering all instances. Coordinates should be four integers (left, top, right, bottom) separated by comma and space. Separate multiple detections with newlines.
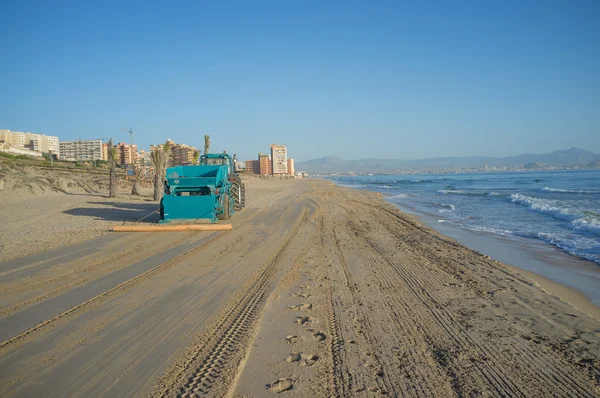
131, 160, 144, 195
107, 138, 117, 198
204, 135, 211, 155
149, 141, 171, 201
192, 150, 200, 165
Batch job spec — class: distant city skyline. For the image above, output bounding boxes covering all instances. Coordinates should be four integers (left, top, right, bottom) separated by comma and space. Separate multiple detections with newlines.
1, 1, 598, 162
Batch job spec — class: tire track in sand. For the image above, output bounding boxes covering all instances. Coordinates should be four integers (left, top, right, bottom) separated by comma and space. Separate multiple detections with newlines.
364, 236, 598, 398
153, 210, 307, 398
0, 232, 226, 353
365, 226, 596, 397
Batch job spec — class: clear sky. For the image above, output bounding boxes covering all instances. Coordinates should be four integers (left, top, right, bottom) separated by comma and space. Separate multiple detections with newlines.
1, 0, 598, 162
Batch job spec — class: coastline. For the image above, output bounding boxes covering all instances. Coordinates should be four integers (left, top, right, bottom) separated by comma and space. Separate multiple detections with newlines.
347, 182, 600, 321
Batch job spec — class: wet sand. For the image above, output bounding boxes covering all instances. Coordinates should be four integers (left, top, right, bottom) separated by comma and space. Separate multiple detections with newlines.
396, 201, 600, 319
0, 177, 599, 397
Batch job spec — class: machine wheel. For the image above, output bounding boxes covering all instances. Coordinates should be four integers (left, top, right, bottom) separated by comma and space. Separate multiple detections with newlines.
159, 198, 164, 220
232, 176, 245, 211
218, 195, 230, 220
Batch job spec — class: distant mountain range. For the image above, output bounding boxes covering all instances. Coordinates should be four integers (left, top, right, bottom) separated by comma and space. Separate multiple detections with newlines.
295, 147, 600, 173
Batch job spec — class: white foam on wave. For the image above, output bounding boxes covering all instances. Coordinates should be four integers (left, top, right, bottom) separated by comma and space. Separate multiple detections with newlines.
572, 218, 600, 235
437, 189, 501, 196
543, 187, 600, 194
436, 203, 455, 213
339, 183, 367, 189
536, 232, 600, 264
510, 193, 600, 236
389, 193, 410, 199
462, 224, 513, 236
510, 193, 578, 221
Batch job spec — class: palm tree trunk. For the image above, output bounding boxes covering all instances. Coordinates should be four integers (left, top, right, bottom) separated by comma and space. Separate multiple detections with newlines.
109, 165, 116, 197
131, 164, 142, 195
108, 139, 117, 198
204, 135, 210, 155
153, 168, 162, 201
131, 178, 140, 195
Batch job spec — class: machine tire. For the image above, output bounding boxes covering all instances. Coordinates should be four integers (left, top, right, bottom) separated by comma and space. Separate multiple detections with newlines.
159, 198, 164, 220
218, 195, 230, 221
232, 177, 245, 211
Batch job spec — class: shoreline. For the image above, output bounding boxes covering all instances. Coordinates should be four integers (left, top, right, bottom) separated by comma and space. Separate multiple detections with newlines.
334, 181, 600, 321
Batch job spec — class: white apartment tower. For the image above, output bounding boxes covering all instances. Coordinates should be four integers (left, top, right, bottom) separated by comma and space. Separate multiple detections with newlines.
28, 134, 59, 154
59, 140, 103, 161
0, 130, 59, 155
270, 144, 288, 174
0, 130, 26, 146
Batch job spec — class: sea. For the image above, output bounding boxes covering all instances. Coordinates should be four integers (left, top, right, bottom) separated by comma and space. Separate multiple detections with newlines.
328, 170, 600, 304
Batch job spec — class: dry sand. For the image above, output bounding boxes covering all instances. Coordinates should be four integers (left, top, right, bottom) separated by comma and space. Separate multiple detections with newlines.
0, 168, 599, 397
0, 164, 155, 261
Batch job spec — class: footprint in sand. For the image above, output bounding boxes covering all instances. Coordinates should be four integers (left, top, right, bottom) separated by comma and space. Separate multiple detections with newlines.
296, 316, 311, 325
291, 292, 310, 298
313, 332, 326, 341
286, 353, 301, 362
302, 354, 319, 366
286, 335, 298, 344
267, 378, 294, 393
289, 303, 312, 311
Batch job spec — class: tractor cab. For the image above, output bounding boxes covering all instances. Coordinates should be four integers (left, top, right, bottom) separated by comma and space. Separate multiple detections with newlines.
200, 153, 234, 174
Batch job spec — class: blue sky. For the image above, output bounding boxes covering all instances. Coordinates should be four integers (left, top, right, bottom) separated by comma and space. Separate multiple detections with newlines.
1, 0, 598, 162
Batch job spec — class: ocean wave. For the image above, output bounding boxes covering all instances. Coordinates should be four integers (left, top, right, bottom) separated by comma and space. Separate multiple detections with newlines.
510, 193, 600, 236
535, 232, 600, 264
339, 183, 367, 189
368, 179, 432, 186
543, 187, 600, 194
572, 218, 600, 235
510, 193, 579, 221
462, 225, 513, 236
438, 189, 490, 196
439, 220, 513, 236
434, 203, 455, 213
388, 193, 410, 199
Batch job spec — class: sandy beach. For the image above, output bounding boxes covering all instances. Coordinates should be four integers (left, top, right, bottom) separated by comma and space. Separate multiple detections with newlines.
0, 169, 599, 397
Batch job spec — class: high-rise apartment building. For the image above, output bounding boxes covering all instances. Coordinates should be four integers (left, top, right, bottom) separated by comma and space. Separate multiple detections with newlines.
245, 160, 260, 174
59, 140, 103, 161
270, 144, 288, 174
245, 148, 295, 176
138, 149, 150, 166
172, 143, 198, 165
116, 142, 138, 165
150, 140, 199, 166
0, 130, 59, 155
27, 134, 59, 155
0, 130, 25, 146
259, 153, 272, 175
